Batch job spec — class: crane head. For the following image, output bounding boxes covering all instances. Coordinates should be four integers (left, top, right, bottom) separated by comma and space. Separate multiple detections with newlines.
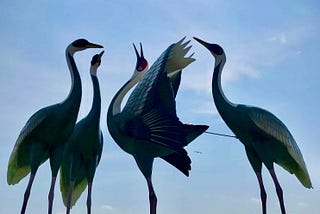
69, 39, 103, 54
91, 51, 104, 66
133, 42, 148, 72
193, 37, 224, 57
90, 51, 104, 76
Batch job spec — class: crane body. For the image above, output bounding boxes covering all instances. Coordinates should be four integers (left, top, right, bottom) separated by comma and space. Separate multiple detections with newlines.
107, 39, 208, 214
194, 37, 312, 214
7, 39, 103, 214
60, 51, 104, 214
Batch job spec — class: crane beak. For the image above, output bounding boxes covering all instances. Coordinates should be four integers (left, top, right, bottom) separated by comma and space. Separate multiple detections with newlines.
193, 37, 210, 49
98, 50, 104, 59
133, 42, 145, 59
133, 43, 140, 58
139, 42, 144, 58
86, 42, 104, 49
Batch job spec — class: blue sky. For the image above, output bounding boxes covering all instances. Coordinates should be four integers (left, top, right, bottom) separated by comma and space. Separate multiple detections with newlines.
0, 0, 319, 213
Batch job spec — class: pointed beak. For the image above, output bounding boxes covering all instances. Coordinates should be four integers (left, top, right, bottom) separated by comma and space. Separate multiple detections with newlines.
139, 42, 144, 58
133, 43, 140, 58
193, 37, 211, 49
86, 42, 104, 49
98, 50, 104, 60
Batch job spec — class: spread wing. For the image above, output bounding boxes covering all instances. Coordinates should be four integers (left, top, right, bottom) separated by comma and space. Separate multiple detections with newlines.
247, 106, 312, 188
122, 37, 195, 121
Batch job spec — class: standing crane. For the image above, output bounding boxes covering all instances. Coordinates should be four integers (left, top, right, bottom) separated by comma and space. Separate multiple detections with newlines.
107, 39, 208, 214
7, 39, 103, 214
60, 51, 104, 214
193, 37, 312, 214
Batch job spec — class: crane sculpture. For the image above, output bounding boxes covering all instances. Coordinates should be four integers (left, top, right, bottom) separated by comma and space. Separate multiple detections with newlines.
60, 51, 104, 214
194, 37, 312, 214
107, 39, 208, 214
7, 39, 103, 214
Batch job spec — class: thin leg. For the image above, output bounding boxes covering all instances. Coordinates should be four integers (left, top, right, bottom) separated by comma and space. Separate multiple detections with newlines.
245, 146, 266, 214
48, 176, 56, 214
66, 181, 75, 214
21, 173, 35, 214
146, 177, 157, 214
268, 168, 286, 214
256, 172, 267, 214
87, 182, 93, 214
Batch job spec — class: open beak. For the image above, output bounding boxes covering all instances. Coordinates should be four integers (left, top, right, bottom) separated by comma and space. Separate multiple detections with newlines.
193, 37, 211, 49
133, 43, 144, 59
86, 42, 104, 49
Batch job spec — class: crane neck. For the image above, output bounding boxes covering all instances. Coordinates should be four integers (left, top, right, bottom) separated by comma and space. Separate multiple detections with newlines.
61, 48, 82, 110
108, 73, 141, 117
87, 74, 101, 123
212, 55, 237, 115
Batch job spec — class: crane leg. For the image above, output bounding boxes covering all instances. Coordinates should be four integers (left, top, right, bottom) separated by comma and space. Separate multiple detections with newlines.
146, 177, 157, 214
87, 182, 92, 214
255, 172, 267, 214
48, 176, 56, 214
66, 181, 75, 214
20, 173, 35, 214
268, 168, 286, 214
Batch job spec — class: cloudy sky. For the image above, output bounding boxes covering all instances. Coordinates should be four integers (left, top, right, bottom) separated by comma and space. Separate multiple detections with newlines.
0, 0, 319, 213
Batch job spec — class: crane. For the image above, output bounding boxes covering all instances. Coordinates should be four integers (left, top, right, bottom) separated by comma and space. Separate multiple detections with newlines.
7, 39, 103, 214
193, 37, 312, 214
107, 38, 208, 214
60, 51, 104, 214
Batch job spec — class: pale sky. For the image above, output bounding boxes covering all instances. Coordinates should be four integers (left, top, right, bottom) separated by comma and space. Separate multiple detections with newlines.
0, 0, 319, 213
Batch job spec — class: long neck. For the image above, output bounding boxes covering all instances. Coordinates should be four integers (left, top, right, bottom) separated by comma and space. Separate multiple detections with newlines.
108, 75, 141, 117
61, 48, 82, 109
212, 56, 237, 117
87, 74, 101, 124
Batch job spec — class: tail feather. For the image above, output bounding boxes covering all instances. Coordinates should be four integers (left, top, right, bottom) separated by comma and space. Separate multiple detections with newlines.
183, 124, 209, 145
161, 152, 191, 177
160, 124, 208, 176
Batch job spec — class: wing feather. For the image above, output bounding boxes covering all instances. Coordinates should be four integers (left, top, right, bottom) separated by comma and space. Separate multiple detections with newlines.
7, 107, 52, 184
124, 106, 188, 155
247, 106, 312, 188
122, 38, 195, 120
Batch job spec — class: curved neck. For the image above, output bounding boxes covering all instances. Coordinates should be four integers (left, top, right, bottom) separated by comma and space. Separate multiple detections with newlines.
212, 56, 236, 115
108, 74, 141, 117
88, 74, 101, 121
61, 48, 82, 109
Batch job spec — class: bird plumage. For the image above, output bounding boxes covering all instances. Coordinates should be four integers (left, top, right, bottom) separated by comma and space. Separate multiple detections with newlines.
7, 39, 103, 214
194, 37, 311, 214
60, 51, 104, 213
107, 38, 208, 214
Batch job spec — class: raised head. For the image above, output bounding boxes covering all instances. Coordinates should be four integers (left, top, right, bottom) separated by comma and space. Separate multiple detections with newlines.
68, 39, 103, 55
133, 43, 148, 72
132, 43, 148, 79
193, 37, 225, 63
90, 51, 104, 76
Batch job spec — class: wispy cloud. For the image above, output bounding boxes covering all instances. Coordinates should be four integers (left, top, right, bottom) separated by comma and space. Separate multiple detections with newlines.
250, 197, 261, 204
101, 204, 114, 210
297, 202, 309, 207
269, 32, 287, 44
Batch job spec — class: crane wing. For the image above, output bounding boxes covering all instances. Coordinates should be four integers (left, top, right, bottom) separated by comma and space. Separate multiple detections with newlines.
60, 162, 87, 207
7, 106, 54, 185
247, 106, 312, 188
122, 38, 195, 121
125, 105, 188, 153
96, 130, 103, 166
168, 70, 182, 98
